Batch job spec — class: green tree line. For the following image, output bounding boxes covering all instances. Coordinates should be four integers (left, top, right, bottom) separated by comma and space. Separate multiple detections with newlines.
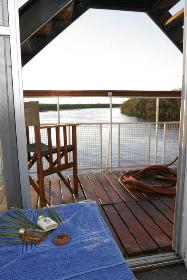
39, 103, 120, 111
121, 98, 181, 121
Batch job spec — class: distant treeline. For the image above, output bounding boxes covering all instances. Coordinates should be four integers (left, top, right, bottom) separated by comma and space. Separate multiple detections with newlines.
121, 98, 181, 121
39, 103, 120, 111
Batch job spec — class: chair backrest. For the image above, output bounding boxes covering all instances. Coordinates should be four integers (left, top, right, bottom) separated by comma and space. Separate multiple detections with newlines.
24, 101, 40, 126
24, 102, 41, 160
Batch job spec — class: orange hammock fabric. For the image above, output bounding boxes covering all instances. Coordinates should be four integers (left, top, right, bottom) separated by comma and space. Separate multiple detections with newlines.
120, 157, 178, 195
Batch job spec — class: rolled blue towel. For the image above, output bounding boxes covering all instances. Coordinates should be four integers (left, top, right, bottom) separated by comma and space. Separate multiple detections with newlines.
0, 200, 136, 280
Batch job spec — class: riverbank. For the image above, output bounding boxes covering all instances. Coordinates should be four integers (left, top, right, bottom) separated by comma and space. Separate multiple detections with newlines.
121, 98, 181, 121
39, 103, 120, 111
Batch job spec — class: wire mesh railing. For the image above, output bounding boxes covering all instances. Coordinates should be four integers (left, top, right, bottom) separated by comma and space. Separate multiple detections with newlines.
76, 121, 179, 171
118, 122, 179, 169
28, 121, 180, 173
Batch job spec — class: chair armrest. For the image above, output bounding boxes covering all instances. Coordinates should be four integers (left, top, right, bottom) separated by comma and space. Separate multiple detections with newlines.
40, 124, 79, 129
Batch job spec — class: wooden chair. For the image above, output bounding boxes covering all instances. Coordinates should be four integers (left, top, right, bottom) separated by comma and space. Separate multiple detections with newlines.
24, 102, 78, 206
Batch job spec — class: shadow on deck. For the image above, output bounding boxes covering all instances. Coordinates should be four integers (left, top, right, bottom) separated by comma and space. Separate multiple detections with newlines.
30, 171, 175, 259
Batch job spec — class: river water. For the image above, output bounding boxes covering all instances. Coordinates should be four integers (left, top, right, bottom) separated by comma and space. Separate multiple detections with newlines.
39, 108, 179, 170
40, 107, 138, 124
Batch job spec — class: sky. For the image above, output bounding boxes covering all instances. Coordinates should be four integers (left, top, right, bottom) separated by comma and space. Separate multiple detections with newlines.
18, 0, 28, 8
19, 1, 183, 104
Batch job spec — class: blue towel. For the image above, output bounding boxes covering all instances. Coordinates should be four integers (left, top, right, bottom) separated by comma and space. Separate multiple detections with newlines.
0, 200, 136, 280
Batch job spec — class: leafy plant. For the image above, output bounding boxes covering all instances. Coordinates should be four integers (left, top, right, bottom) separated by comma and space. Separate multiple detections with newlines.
0, 206, 62, 245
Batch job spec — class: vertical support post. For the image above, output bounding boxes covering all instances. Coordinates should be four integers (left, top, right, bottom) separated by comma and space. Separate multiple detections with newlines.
108, 92, 113, 172
174, 1, 187, 260
57, 97, 60, 124
1, 0, 31, 209
154, 98, 159, 164
162, 123, 166, 164
147, 124, 151, 165
118, 123, 121, 168
100, 124, 103, 173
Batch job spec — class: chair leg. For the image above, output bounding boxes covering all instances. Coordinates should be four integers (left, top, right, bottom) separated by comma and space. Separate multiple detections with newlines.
57, 172, 74, 195
72, 126, 78, 195
38, 176, 47, 206
30, 176, 47, 206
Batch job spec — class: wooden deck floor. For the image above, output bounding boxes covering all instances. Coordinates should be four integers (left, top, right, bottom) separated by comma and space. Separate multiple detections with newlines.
0, 185, 7, 213
31, 172, 175, 259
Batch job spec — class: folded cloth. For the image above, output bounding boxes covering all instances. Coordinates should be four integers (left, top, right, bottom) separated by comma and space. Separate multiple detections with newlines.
0, 200, 136, 280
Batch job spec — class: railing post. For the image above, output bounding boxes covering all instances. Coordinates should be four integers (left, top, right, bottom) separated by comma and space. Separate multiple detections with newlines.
175, 1, 187, 259
108, 92, 113, 172
118, 123, 121, 168
154, 98, 159, 164
147, 124, 151, 165
162, 123, 166, 164
100, 124, 103, 173
57, 97, 60, 124
68, 125, 71, 162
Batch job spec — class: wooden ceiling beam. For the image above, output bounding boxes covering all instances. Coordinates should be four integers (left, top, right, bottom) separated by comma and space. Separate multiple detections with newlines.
23, 90, 181, 98
36, 21, 53, 37
168, 26, 183, 42
165, 8, 184, 29
21, 41, 33, 55
156, 0, 180, 11
88, 0, 147, 10
54, 1, 74, 21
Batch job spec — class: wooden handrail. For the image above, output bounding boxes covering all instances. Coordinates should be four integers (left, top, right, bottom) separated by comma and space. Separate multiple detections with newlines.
165, 8, 184, 28
24, 90, 181, 98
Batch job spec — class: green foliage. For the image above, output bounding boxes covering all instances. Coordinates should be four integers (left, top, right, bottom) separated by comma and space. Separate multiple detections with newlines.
121, 98, 181, 121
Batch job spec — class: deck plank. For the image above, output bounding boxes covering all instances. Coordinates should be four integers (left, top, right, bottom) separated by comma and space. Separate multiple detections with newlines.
114, 203, 158, 254
44, 177, 52, 205
127, 201, 172, 250
88, 175, 112, 205
150, 199, 174, 223
0, 196, 7, 213
79, 175, 100, 204
103, 204, 142, 256
113, 172, 147, 201
50, 176, 63, 205
99, 206, 125, 256
30, 186, 39, 208
75, 180, 86, 202
0, 186, 5, 207
0, 186, 7, 213
104, 173, 135, 202
160, 197, 176, 211
60, 180, 75, 204
96, 174, 123, 204
138, 200, 173, 239
69, 175, 86, 202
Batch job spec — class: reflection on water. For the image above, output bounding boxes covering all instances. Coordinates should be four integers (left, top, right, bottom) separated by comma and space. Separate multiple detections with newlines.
40, 108, 138, 124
